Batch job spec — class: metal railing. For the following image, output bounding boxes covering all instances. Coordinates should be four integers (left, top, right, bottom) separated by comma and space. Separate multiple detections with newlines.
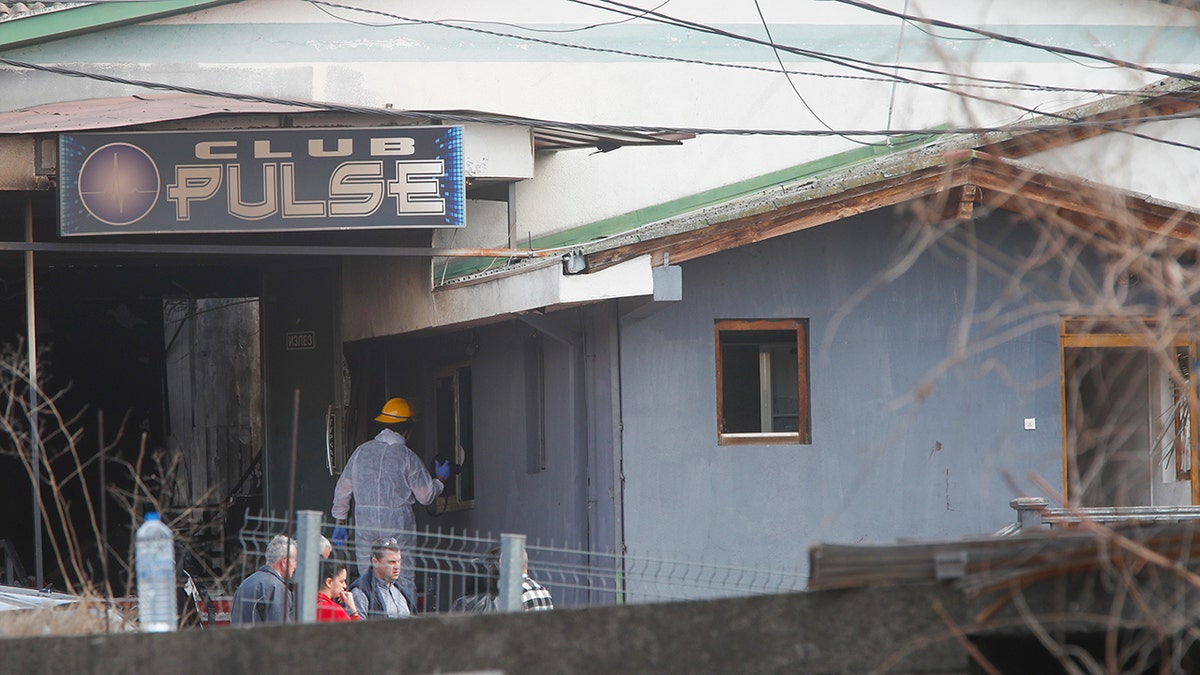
227, 510, 807, 623
1004, 497, 1200, 533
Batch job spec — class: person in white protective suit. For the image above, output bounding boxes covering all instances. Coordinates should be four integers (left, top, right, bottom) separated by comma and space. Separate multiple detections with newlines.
331, 397, 449, 605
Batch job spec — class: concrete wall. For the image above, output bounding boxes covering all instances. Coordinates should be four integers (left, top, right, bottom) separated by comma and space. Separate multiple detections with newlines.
4, 542, 1195, 674
617, 210, 1071, 579
0, 584, 972, 675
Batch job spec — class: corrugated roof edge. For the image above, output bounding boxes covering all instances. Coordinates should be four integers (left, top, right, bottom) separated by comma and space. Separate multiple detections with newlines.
435, 72, 1200, 286
0, 3, 85, 24
0, 0, 235, 50
436, 132, 937, 284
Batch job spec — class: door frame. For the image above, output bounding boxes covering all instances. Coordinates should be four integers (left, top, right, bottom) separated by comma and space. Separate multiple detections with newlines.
1060, 316, 1198, 505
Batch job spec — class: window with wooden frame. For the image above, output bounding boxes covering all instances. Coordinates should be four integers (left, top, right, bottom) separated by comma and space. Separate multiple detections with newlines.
715, 319, 811, 445
433, 363, 474, 511
1152, 347, 1193, 483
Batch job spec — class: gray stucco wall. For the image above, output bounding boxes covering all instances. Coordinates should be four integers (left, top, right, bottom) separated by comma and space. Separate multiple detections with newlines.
618, 211, 1068, 580
363, 307, 620, 566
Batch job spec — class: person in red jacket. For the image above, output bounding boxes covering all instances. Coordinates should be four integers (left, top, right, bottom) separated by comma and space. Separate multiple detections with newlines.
316, 558, 362, 622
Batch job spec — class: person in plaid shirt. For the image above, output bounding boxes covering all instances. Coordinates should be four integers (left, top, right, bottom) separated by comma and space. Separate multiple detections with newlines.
521, 550, 554, 611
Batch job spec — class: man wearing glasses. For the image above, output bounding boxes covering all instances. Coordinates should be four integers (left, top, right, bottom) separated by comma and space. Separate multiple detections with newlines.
349, 538, 414, 619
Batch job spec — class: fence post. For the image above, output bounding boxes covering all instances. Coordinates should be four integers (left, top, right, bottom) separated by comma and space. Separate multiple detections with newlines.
1010, 497, 1049, 532
498, 533, 526, 613
295, 510, 322, 623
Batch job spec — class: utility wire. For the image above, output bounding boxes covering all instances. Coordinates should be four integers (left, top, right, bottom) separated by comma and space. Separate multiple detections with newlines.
573, 0, 1200, 153
753, 0, 887, 147
306, 0, 1171, 99
308, 0, 674, 33
827, 0, 1200, 84
570, 0, 1186, 97
2, 54, 1198, 151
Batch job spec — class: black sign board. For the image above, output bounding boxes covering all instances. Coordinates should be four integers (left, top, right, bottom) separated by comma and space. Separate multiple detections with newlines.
59, 126, 464, 235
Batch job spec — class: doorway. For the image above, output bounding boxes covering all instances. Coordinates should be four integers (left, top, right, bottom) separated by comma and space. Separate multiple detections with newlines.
1062, 317, 1197, 506
162, 297, 264, 578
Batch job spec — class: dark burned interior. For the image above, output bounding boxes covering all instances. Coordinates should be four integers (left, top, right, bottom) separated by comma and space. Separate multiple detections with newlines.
0, 188, 430, 596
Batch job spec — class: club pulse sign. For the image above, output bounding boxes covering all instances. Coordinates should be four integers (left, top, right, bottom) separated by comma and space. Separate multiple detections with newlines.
59, 126, 465, 235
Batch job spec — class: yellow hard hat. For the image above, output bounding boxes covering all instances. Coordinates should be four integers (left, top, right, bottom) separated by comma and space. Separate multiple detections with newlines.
375, 397, 415, 423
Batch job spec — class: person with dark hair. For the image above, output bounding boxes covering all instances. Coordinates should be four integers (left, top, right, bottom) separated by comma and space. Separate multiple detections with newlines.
449, 547, 554, 613
316, 558, 361, 622
331, 397, 448, 602
348, 537, 415, 620
450, 554, 499, 614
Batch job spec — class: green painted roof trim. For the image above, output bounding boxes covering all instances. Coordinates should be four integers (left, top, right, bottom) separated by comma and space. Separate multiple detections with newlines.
439, 133, 934, 281
0, 0, 237, 52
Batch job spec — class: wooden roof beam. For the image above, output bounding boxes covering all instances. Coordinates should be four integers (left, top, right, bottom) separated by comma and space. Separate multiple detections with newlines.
979, 88, 1200, 159
585, 162, 971, 272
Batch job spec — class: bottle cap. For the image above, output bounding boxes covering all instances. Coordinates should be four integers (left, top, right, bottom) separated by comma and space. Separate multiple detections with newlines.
145, 512, 160, 521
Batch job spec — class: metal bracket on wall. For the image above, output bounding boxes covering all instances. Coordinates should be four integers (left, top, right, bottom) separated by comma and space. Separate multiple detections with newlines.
620, 258, 682, 322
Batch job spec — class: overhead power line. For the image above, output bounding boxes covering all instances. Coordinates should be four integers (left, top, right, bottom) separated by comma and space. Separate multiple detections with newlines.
752, 0, 887, 147
307, 0, 673, 33
307, 0, 1176, 99
571, 0, 1200, 153
828, 0, 1200, 85
1, 55, 1198, 153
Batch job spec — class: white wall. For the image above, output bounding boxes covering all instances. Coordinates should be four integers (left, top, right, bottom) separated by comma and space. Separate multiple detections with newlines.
3, 0, 1195, 245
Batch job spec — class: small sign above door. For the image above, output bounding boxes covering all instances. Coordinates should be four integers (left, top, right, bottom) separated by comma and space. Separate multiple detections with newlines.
286, 331, 316, 350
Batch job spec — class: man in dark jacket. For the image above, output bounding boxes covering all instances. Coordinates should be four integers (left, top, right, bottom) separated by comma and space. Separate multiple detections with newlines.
230, 534, 296, 624
349, 538, 415, 619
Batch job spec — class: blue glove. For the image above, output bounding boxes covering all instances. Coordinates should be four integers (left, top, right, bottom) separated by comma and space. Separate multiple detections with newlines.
331, 526, 348, 548
435, 460, 450, 481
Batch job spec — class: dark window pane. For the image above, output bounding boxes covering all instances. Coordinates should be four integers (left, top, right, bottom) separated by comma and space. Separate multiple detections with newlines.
768, 343, 799, 432
435, 374, 456, 497
457, 366, 474, 502
721, 343, 761, 433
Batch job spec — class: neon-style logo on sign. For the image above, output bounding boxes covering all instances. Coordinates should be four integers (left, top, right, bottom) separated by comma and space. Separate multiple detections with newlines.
77, 143, 161, 226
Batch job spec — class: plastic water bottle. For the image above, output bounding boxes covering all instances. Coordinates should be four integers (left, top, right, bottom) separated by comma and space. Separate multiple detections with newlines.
135, 512, 177, 632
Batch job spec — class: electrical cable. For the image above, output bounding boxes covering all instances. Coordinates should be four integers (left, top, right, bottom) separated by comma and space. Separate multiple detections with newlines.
2, 55, 1199, 151
570, 0, 1179, 96
753, 0, 888, 147
305, 0, 1172, 99
304, 0, 1200, 152
308, 0, 674, 33
825, 0, 1200, 84
571, 0, 1200, 153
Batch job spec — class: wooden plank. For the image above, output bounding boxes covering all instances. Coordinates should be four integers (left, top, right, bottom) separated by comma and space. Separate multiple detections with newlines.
809, 524, 1200, 591
979, 91, 1200, 159
1062, 334, 1187, 348
586, 165, 966, 272
967, 159, 1200, 239
585, 150, 1200, 275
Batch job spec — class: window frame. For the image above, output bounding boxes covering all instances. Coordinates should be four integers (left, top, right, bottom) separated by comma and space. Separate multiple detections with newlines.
714, 318, 811, 446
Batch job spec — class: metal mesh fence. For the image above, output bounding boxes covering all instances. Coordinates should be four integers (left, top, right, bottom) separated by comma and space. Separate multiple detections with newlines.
235, 510, 807, 616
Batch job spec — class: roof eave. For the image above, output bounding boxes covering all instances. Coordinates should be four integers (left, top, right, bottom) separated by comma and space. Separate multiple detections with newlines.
580, 150, 1200, 273
0, 0, 238, 52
